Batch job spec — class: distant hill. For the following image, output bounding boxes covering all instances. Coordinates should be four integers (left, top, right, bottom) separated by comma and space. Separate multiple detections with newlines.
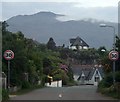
6, 11, 118, 49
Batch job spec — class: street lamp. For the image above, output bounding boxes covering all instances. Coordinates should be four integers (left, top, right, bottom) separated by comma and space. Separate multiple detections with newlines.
99, 24, 116, 85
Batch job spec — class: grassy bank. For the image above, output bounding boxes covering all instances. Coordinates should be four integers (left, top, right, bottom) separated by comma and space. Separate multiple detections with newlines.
98, 82, 120, 99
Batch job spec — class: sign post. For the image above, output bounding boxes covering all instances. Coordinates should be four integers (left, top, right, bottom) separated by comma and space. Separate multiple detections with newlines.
109, 51, 119, 61
4, 50, 14, 90
109, 51, 119, 85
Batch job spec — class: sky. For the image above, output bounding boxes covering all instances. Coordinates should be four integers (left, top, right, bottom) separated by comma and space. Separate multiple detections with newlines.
0, 0, 120, 22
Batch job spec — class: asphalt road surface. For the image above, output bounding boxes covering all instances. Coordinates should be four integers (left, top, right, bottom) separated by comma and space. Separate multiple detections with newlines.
10, 85, 117, 100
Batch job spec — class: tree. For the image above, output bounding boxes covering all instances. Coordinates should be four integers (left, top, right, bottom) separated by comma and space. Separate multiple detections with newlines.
47, 37, 56, 50
2, 21, 9, 34
97, 46, 107, 56
115, 36, 120, 71
116, 36, 120, 51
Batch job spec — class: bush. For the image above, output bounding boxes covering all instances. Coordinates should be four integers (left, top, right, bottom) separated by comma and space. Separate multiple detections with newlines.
99, 72, 120, 88
115, 71, 120, 82
98, 73, 113, 88
98, 72, 120, 99
2, 89, 9, 101
53, 74, 62, 81
21, 81, 31, 89
41, 75, 47, 86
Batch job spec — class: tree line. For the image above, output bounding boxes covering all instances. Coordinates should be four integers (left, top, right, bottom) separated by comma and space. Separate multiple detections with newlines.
2, 21, 75, 90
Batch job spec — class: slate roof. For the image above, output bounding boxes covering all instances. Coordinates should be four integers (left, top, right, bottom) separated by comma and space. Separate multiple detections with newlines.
72, 66, 104, 81
70, 36, 89, 47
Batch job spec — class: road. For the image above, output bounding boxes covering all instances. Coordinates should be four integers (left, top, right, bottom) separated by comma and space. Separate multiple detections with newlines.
10, 85, 117, 100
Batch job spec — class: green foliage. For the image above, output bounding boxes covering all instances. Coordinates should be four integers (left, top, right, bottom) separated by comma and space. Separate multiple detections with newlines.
21, 81, 31, 89
98, 72, 120, 99
43, 57, 52, 68
99, 73, 113, 88
99, 72, 120, 88
115, 71, 120, 82
97, 36, 120, 99
59, 48, 72, 59
97, 46, 107, 56
116, 36, 120, 51
115, 36, 120, 71
2, 21, 75, 89
2, 89, 9, 101
47, 37, 56, 50
67, 65, 74, 82
41, 74, 47, 86
52, 69, 69, 85
2, 21, 8, 33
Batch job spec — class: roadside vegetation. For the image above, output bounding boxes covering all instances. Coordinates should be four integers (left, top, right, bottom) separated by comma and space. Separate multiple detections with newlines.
1, 21, 120, 101
97, 36, 120, 99
1, 21, 98, 101
2, 21, 75, 101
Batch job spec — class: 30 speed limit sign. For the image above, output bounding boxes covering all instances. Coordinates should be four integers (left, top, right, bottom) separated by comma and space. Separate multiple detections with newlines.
4, 50, 14, 60
109, 51, 119, 61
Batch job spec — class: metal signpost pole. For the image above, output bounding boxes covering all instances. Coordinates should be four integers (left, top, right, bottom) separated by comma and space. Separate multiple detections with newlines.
8, 60, 10, 90
4, 50, 14, 91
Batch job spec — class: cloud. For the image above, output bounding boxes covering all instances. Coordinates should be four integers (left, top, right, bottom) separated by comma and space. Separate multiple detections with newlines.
72, 0, 119, 7
0, 3, 2, 21
2, 0, 119, 7
57, 6, 118, 22
1, 2, 118, 22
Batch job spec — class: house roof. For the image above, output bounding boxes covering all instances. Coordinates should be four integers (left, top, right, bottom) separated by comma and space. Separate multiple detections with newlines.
70, 36, 89, 47
72, 66, 104, 81
87, 68, 96, 80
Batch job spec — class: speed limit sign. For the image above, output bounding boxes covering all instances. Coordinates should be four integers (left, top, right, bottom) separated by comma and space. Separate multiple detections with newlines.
109, 51, 119, 61
4, 50, 14, 60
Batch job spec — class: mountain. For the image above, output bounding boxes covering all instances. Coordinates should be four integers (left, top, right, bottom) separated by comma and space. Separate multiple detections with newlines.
6, 11, 118, 49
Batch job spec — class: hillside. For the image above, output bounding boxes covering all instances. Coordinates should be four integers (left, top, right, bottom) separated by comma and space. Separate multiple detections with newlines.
6, 11, 118, 49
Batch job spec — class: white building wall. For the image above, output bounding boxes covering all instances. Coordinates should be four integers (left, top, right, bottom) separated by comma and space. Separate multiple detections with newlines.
70, 46, 77, 50
73, 75, 79, 81
90, 69, 103, 86
83, 46, 89, 50
45, 80, 62, 87
70, 46, 88, 50
1, 77, 7, 89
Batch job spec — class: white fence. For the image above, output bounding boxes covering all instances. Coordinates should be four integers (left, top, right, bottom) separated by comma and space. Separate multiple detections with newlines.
45, 80, 62, 87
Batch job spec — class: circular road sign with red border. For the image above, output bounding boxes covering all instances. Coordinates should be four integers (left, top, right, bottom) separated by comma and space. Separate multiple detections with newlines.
109, 51, 119, 61
4, 50, 14, 60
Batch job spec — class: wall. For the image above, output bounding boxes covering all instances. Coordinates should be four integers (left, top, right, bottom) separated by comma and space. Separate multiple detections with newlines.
73, 75, 79, 81
45, 80, 62, 87
1, 77, 7, 89
90, 69, 103, 86
70, 46, 88, 50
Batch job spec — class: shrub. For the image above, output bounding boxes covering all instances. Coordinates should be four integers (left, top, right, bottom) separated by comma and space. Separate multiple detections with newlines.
41, 75, 47, 86
98, 72, 120, 99
21, 81, 31, 89
98, 73, 113, 88
115, 71, 120, 82
2, 89, 9, 101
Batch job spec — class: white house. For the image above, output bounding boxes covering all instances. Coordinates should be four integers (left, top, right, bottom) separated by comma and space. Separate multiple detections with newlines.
69, 36, 89, 50
73, 67, 104, 86
79, 67, 103, 86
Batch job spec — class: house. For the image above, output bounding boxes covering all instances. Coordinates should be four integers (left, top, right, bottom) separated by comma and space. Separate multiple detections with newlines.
69, 36, 89, 50
72, 66, 104, 86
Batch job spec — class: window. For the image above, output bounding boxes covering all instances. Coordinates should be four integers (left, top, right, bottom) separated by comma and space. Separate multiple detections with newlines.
95, 76, 100, 82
